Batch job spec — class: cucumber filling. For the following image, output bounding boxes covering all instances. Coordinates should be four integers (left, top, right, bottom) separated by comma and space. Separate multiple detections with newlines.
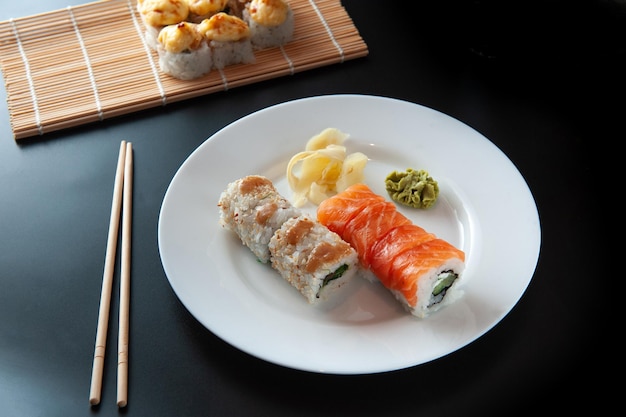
429, 270, 458, 306
317, 264, 349, 298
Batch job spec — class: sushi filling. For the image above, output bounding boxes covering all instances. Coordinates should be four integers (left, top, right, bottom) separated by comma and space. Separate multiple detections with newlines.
317, 264, 349, 298
428, 270, 458, 306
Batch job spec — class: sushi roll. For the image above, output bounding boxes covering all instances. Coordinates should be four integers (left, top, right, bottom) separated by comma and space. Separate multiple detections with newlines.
316, 183, 386, 237
185, 0, 229, 23
198, 12, 255, 69
137, 0, 190, 50
370, 237, 465, 318
217, 175, 300, 263
269, 214, 359, 303
156, 22, 213, 80
317, 184, 466, 318
242, 0, 294, 49
341, 200, 412, 268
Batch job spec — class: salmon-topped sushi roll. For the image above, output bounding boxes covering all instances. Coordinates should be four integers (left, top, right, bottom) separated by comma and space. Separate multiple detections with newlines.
368, 224, 436, 283
316, 183, 385, 237
381, 238, 465, 318
342, 200, 412, 268
316, 183, 465, 318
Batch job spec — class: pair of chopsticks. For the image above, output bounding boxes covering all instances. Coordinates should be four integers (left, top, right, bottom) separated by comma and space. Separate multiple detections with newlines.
89, 141, 133, 407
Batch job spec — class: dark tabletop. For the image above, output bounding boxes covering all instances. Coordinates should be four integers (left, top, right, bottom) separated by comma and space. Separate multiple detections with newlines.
0, 1, 620, 415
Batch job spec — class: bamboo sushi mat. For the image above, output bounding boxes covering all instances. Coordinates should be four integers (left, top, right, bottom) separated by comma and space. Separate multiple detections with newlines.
0, 0, 368, 140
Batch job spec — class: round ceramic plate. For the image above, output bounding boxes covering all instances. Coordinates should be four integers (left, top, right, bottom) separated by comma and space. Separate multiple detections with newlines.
158, 94, 541, 374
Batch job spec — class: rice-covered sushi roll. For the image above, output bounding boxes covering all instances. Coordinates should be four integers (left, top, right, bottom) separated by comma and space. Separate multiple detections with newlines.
157, 22, 213, 79
218, 175, 300, 263
269, 214, 359, 303
198, 12, 255, 69
137, 0, 190, 50
242, 0, 294, 49
185, 0, 229, 23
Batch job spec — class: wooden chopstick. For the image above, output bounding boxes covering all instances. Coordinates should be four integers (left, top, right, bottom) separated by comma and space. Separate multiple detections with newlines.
88, 140, 133, 407
117, 142, 132, 407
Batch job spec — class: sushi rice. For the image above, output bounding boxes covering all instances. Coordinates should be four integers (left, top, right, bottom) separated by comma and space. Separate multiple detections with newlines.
157, 41, 213, 80
209, 39, 255, 69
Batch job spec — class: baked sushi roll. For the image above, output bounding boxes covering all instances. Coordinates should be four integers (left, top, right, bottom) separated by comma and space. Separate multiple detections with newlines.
317, 184, 466, 318
218, 175, 300, 263
157, 22, 213, 80
242, 0, 294, 49
137, 0, 190, 50
198, 12, 255, 69
269, 214, 359, 303
185, 0, 230, 23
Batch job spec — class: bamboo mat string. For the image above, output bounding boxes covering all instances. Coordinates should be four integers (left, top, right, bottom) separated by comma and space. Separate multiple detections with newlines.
217, 68, 229, 91
67, 5, 103, 121
307, 0, 344, 62
279, 45, 295, 75
8, 18, 42, 135
126, 0, 167, 106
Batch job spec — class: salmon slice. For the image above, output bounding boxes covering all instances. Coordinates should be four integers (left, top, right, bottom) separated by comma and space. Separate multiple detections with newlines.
381, 238, 466, 307
368, 224, 437, 282
316, 183, 385, 237
343, 200, 412, 267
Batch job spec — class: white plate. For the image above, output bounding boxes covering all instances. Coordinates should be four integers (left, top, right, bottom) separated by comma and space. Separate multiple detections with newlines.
158, 94, 541, 374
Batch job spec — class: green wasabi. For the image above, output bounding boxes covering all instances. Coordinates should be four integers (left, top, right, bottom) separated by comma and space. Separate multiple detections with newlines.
385, 168, 439, 209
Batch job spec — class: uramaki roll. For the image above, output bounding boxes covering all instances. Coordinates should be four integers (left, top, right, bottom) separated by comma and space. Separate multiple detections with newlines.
269, 214, 358, 303
317, 183, 465, 318
156, 22, 213, 80
218, 175, 300, 263
198, 12, 255, 69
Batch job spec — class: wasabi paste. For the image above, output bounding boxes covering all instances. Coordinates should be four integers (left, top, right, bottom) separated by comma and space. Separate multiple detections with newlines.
385, 168, 439, 209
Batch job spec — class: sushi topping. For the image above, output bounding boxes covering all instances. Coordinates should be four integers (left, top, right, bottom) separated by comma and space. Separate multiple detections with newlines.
248, 0, 290, 26
385, 168, 439, 209
198, 12, 251, 42
187, 0, 229, 17
158, 22, 204, 53
429, 271, 457, 306
138, 0, 190, 26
